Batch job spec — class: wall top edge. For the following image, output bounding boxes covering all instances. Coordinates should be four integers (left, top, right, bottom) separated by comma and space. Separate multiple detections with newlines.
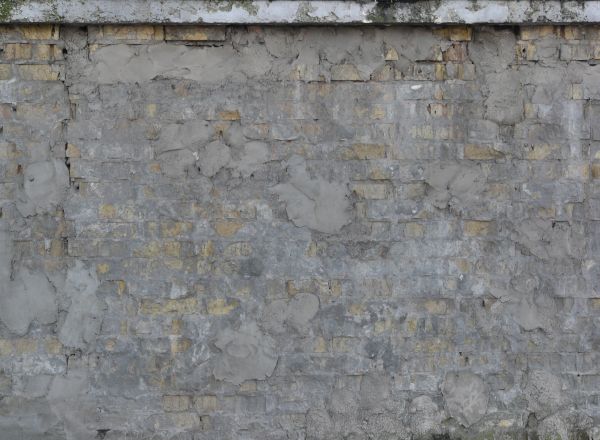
2, 1, 600, 25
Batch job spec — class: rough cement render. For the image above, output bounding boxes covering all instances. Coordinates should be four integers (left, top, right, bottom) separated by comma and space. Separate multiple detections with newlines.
1, 17, 600, 440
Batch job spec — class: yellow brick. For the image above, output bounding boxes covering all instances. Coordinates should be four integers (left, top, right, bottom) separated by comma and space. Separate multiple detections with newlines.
200, 240, 215, 257
165, 26, 226, 41
99, 204, 117, 219
170, 337, 192, 354
218, 110, 241, 121
464, 220, 494, 237
520, 25, 558, 40
0, 339, 13, 356
343, 143, 386, 160
214, 221, 243, 237
314, 336, 328, 353
526, 144, 559, 160
163, 241, 181, 257
348, 304, 365, 316
207, 298, 239, 316
44, 337, 62, 354
592, 163, 600, 179
21, 25, 59, 40
332, 337, 353, 353
161, 221, 193, 238
14, 338, 37, 354
146, 103, 157, 117
140, 297, 198, 315
102, 25, 164, 40
163, 395, 191, 412
239, 381, 257, 392
464, 144, 504, 160
352, 183, 387, 199
97, 263, 110, 274
571, 83, 584, 99
223, 242, 252, 257
435, 63, 446, 81
384, 45, 399, 61
4, 43, 32, 60
374, 319, 392, 334
564, 26, 583, 40
0, 64, 11, 80
66, 143, 80, 158
33, 44, 54, 61
424, 300, 448, 315
405, 222, 425, 238
434, 26, 472, 41
331, 64, 362, 81
133, 241, 161, 257
18, 65, 59, 81
194, 395, 218, 412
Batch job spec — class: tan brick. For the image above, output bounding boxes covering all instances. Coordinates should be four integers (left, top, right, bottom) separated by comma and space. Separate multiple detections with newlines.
161, 221, 193, 238
165, 26, 226, 42
442, 43, 468, 62
163, 395, 191, 412
207, 298, 239, 316
4, 43, 32, 60
405, 222, 425, 238
194, 395, 218, 412
99, 204, 117, 219
0, 339, 13, 356
139, 297, 198, 315
331, 64, 362, 81
0, 64, 13, 80
101, 25, 164, 41
520, 25, 558, 40
352, 183, 387, 199
424, 299, 449, 315
214, 221, 243, 237
170, 337, 192, 354
342, 143, 386, 160
17, 64, 59, 81
20, 25, 59, 40
434, 26, 472, 41
526, 144, 560, 160
14, 338, 37, 354
464, 220, 494, 237
592, 163, 600, 179
218, 110, 241, 121
66, 143, 80, 158
464, 144, 504, 160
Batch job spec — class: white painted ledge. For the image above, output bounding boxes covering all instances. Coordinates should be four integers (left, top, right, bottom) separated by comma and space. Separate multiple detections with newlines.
2, 1, 600, 25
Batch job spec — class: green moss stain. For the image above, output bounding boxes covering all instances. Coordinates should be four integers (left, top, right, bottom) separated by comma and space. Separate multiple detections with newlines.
367, 0, 443, 23
0, 0, 18, 22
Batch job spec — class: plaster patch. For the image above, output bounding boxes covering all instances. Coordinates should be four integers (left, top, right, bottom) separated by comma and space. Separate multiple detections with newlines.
442, 372, 489, 427
524, 370, 563, 418
262, 293, 319, 333
213, 322, 278, 385
16, 160, 69, 217
409, 395, 444, 437
58, 261, 104, 350
197, 140, 231, 177
273, 155, 350, 233
424, 162, 486, 211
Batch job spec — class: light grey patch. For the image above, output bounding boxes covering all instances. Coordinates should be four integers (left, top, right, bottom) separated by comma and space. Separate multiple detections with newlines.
273, 155, 351, 234
197, 140, 231, 177
231, 141, 270, 178
509, 292, 556, 332
442, 372, 489, 427
261, 293, 319, 334
16, 160, 69, 217
212, 322, 278, 385
524, 370, 563, 418
0, 396, 63, 439
409, 395, 444, 437
58, 261, 104, 350
424, 162, 486, 210
223, 123, 246, 149
158, 121, 212, 154
0, 268, 58, 336
512, 219, 585, 260
47, 369, 96, 440
21, 375, 53, 399
485, 71, 523, 125
359, 371, 390, 410
239, 257, 264, 277
329, 388, 359, 415
157, 149, 196, 177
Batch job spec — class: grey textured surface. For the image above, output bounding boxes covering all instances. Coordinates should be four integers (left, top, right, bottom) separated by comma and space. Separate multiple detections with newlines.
0, 21, 600, 440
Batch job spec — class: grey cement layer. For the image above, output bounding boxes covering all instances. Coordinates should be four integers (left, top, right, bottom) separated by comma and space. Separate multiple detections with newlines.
2, 21, 600, 440
3, 0, 600, 25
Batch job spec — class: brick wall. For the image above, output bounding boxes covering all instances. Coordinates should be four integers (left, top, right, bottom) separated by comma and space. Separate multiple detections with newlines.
0, 23, 599, 439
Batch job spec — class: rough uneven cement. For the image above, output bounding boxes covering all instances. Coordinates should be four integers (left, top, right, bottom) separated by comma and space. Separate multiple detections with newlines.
1, 20, 600, 440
